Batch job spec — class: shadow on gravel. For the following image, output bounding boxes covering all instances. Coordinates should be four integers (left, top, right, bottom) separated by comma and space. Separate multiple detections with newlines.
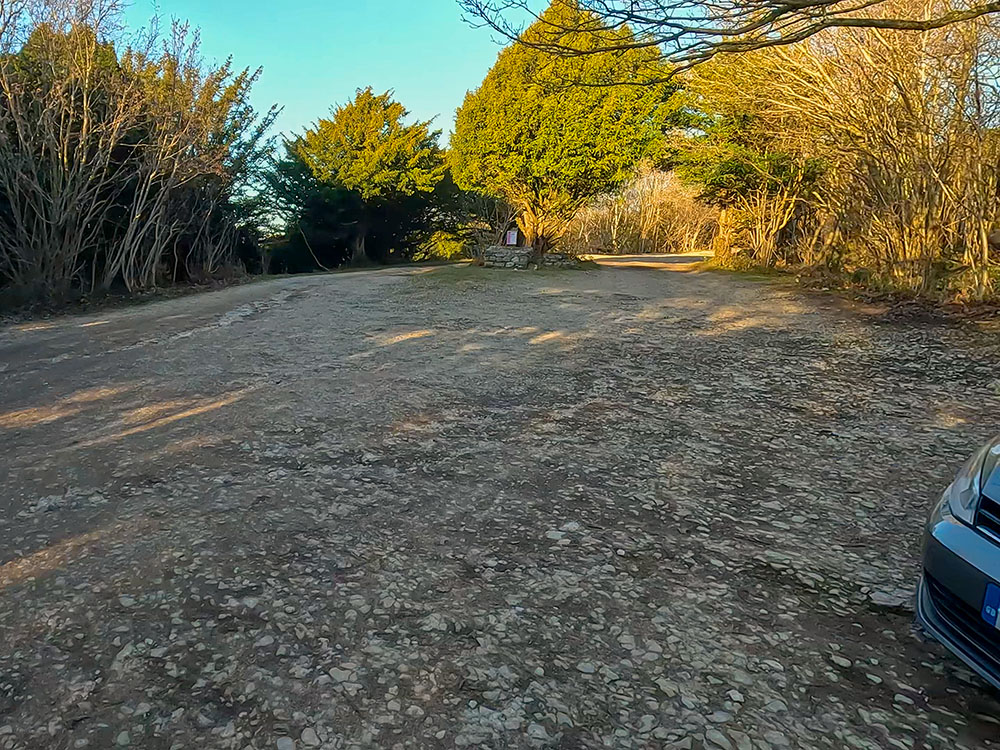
1, 264, 999, 749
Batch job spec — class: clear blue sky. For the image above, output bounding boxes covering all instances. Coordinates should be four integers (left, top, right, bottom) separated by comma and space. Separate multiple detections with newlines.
124, 0, 508, 139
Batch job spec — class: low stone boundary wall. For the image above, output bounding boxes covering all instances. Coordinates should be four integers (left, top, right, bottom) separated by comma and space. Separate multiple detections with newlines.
539, 252, 577, 269
482, 246, 579, 270
483, 246, 532, 269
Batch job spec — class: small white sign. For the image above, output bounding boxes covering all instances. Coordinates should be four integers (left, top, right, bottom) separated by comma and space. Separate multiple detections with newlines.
505, 229, 519, 246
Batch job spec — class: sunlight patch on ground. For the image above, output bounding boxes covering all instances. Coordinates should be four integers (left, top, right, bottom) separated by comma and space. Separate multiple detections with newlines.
476, 326, 539, 337
529, 331, 567, 345
65, 386, 130, 404
706, 317, 768, 333
0, 404, 82, 429
700, 307, 787, 334
71, 389, 252, 449
136, 435, 224, 464
120, 400, 192, 425
0, 522, 136, 590
0, 386, 131, 429
165, 435, 223, 453
390, 413, 444, 435
934, 411, 969, 428
375, 329, 435, 346
586, 252, 714, 271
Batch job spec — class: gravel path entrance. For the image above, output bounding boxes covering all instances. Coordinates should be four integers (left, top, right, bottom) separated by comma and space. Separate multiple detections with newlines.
1, 263, 999, 749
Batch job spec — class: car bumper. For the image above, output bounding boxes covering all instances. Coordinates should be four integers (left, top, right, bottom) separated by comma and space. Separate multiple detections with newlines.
917, 505, 1000, 691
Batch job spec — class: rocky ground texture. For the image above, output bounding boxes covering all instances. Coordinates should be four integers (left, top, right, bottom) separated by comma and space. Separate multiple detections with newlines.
1, 261, 999, 749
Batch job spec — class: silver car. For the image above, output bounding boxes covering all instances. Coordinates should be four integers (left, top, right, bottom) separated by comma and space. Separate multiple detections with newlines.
918, 437, 1000, 690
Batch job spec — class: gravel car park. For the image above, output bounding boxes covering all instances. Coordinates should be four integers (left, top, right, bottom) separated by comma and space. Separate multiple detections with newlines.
1, 263, 1000, 749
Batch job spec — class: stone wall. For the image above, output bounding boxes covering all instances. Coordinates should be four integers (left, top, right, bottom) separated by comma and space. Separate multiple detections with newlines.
482, 246, 579, 270
483, 246, 533, 269
539, 252, 578, 269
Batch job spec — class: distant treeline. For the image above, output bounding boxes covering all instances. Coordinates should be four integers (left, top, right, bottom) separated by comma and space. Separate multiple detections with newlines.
3, 0, 999, 308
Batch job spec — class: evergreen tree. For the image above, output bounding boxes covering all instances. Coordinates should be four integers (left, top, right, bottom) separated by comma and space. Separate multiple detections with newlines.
450, 1, 680, 254
297, 87, 447, 264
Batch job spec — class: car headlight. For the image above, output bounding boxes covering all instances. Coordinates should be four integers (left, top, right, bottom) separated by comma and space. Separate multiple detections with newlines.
983, 440, 1000, 489
943, 442, 996, 525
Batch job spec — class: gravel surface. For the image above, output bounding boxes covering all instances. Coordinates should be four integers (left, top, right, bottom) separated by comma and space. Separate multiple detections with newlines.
1, 262, 999, 749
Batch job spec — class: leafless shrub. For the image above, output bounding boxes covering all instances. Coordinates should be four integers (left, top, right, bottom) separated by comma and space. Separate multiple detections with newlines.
0, 0, 275, 302
773, 13, 1000, 298
564, 168, 718, 255
689, 3, 1000, 299
455, 192, 519, 261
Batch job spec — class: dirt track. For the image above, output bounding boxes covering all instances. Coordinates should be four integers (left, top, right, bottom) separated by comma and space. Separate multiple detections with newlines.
1, 261, 999, 749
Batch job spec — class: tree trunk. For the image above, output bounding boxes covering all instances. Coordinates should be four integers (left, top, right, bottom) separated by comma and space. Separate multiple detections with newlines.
350, 226, 368, 266
534, 234, 554, 256
518, 207, 552, 261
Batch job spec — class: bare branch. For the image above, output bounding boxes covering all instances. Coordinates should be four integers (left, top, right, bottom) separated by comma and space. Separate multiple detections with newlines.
459, 0, 1000, 74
